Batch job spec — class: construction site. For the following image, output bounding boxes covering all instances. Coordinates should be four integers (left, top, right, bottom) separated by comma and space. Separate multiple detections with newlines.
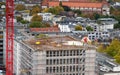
13, 35, 96, 75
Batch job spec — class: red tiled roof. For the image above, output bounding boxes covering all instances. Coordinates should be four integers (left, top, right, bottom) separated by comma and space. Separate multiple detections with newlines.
30, 27, 60, 32
42, 0, 49, 6
49, 1, 103, 8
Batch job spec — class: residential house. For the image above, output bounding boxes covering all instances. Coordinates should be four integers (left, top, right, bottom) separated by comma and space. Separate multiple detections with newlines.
38, 13, 53, 21
58, 23, 75, 32
88, 31, 110, 41
98, 18, 118, 25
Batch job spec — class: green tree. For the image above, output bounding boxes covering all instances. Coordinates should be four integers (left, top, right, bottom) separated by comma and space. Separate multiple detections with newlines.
75, 25, 82, 31
16, 16, 23, 22
73, 9, 81, 16
114, 51, 120, 64
29, 21, 43, 28
114, 23, 120, 29
86, 26, 93, 31
31, 14, 43, 22
20, 20, 29, 24
94, 13, 100, 20
15, 4, 26, 11
106, 39, 120, 57
48, 6, 64, 15
62, 6, 71, 11
31, 5, 41, 15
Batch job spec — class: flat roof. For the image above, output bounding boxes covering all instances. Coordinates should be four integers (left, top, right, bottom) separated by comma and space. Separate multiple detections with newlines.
23, 36, 96, 51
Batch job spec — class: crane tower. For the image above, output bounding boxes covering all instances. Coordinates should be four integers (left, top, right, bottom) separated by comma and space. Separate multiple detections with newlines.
6, 0, 14, 75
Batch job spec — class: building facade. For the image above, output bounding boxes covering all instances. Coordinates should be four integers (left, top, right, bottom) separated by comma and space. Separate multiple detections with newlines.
13, 36, 97, 75
0, 29, 4, 67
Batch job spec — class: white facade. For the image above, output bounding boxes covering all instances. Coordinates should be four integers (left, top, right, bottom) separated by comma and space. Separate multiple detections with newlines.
88, 31, 110, 41
38, 13, 53, 21
58, 24, 71, 32
22, 13, 32, 22
100, 24, 114, 31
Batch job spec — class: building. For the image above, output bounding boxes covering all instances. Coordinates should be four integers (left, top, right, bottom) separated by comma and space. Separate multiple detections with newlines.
42, 0, 110, 15
97, 53, 120, 75
38, 13, 53, 21
13, 34, 97, 75
58, 23, 75, 32
29, 26, 60, 33
0, 28, 4, 69
88, 31, 110, 41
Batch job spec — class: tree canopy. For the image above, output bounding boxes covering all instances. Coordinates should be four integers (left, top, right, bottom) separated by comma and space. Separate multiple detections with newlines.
31, 14, 43, 22
31, 5, 41, 15
86, 26, 93, 31
98, 39, 120, 64
29, 21, 50, 28
75, 25, 82, 31
15, 4, 26, 11
16, 16, 23, 22
42, 6, 64, 15
29, 21, 43, 28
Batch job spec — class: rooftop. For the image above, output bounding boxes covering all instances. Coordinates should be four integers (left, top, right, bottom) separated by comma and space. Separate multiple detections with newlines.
49, 1, 104, 8
23, 36, 96, 51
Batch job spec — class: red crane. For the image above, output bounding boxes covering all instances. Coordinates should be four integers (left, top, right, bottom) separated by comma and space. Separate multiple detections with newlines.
6, 0, 14, 75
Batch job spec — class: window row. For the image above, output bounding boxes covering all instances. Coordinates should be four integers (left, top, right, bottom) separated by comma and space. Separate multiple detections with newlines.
46, 65, 85, 73
46, 50, 85, 57
46, 58, 85, 65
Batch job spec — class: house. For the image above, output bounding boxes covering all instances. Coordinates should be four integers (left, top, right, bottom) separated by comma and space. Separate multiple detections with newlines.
98, 18, 118, 25
58, 23, 75, 32
88, 31, 110, 41
100, 23, 114, 31
37, 13, 53, 21
47, 1, 110, 15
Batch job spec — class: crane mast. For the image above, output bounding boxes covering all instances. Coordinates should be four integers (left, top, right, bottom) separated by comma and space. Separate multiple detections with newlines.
6, 0, 14, 75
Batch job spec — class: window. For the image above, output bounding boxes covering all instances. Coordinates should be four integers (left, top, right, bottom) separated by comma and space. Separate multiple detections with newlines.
53, 67, 55, 73
46, 67, 49, 73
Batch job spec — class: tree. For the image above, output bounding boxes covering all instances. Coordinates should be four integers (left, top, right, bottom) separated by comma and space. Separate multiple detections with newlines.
20, 20, 29, 24
86, 26, 93, 31
106, 39, 120, 57
31, 5, 41, 15
29, 21, 43, 28
42, 8, 49, 13
31, 14, 43, 22
114, 51, 120, 64
114, 23, 120, 29
16, 16, 23, 22
62, 6, 71, 11
75, 25, 82, 31
43, 22, 51, 27
97, 44, 106, 53
73, 9, 81, 16
94, 13, 100, 20
48, 6, 64, 15
15, 4, 26, 11
59, 1, 62, 7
